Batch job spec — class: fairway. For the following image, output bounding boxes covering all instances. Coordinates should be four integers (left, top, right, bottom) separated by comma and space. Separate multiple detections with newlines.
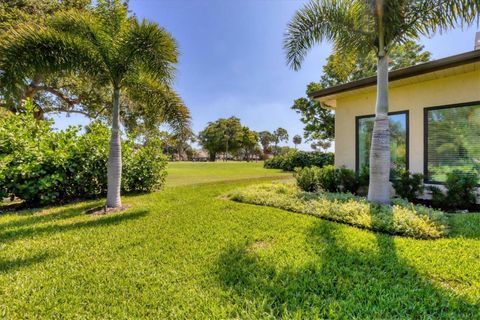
0, 162, 479, 319
166, 161, 290, 187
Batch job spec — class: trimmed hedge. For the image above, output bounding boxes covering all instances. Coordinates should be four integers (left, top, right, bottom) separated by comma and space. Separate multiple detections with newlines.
229, 184, 448, 239
264, 150, 333, 171
0, 111, 167, 205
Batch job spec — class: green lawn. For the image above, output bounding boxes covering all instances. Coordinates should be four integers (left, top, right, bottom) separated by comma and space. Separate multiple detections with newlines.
165, 161, 290, 186
1, 163, 479, 318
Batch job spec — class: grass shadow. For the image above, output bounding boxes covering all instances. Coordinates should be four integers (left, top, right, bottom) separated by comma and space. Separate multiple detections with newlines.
0, 202, 102, 231
215, 220, 479, 318
0, 252, 53, 273
0, 209, 148, 244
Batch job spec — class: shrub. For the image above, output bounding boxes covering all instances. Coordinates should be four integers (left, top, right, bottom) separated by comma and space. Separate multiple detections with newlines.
123, 141, 167, 193
295, 165, 357, 193
391, 170, 424, 202
0, 110, 167, 205
229, 184, 448, 239
264, 150, 333, 171
294, 166, 321, 192
429, 170, 478, 210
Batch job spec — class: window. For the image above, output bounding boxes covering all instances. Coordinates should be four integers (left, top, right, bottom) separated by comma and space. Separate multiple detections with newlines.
356, 111, 408, 173
425, 101, 480, 183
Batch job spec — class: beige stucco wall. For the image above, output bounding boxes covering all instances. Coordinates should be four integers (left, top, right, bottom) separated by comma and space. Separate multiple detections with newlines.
334, 69, 480, 174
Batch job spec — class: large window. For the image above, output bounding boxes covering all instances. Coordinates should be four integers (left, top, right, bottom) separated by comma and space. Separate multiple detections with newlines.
425, 101, 480, 183
356, 111, 408, 173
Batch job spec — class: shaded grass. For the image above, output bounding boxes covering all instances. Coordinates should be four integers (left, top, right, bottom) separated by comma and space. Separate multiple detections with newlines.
0, 163, 478, 318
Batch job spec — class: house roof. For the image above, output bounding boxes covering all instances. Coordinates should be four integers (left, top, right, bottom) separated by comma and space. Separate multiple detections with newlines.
309, 50, 480, 102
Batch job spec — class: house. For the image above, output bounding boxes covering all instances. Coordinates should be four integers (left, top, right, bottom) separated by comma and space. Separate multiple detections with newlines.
310, 39, 480, 188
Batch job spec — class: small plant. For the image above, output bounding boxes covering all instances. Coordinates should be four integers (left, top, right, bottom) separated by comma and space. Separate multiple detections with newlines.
392, 170, 424, 202
429, 170, 478, 210
294, 166, 321, 192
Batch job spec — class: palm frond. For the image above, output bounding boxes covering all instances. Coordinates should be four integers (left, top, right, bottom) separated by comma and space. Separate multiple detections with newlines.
123, 72, 191, 136
117, 19, 178, 84
284, 0, 375, 70
0, 23, 105, 96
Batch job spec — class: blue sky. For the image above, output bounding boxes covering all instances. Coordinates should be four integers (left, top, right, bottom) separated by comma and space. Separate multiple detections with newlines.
53, 0, 479, 150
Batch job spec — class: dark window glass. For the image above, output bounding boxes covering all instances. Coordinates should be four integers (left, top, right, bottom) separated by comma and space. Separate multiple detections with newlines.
357, 113, 407, 172
426, 103, 480, 182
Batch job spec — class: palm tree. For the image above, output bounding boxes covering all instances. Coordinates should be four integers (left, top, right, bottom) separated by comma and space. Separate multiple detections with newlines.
293, 134, 302, 149
0, 0, 183, 208
284, 0, 479, 204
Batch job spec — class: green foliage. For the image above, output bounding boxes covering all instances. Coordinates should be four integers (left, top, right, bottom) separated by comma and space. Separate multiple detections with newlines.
295, 165, 357, 193
229, 184, 448, 239
294, 166, 321, 192
198, 117, 258, 161
258, 131, 276, 157
292, 134, 302, 147
391, 170, 424, 202
122, 140, 167, 193
264, 150, 334, 171
0, 111, 167, 205
429, 170, 478, 210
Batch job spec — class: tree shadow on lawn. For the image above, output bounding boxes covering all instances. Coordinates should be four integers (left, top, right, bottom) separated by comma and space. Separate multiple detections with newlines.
0, 252, 54, 274
216, 220, 479, 319
0, 209, 148, 244
0, 202, 102, 231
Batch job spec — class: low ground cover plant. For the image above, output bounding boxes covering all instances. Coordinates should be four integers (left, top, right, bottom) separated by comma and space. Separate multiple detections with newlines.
264, 150, 333, 171
229, 183, 448, 239
0, 111, 166, 205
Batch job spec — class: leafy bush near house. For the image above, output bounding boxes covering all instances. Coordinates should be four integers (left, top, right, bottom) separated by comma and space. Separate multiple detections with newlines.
295, 165, 357, 193
429, 170, 478, 210
294, 166, 321, 192
229, 184, 448, 239
0, 111, 167, 205
391, 170, 424, 202
264, 150, 333, 171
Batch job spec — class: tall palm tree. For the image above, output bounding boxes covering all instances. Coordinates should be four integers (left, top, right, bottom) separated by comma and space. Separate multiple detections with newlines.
284, 0, 478, 204
0, 0, 183, 208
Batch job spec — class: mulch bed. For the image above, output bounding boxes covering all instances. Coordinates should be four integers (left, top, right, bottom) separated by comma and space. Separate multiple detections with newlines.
85, 205, 132, 215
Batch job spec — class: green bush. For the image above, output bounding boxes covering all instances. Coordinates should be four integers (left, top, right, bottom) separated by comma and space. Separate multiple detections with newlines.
295, 165, 357, 193
391, 170, 424, 202
429, 170, 478, 210
264, 150, 333, 171
0, 110, 167, 205
229, 184, 448, 239
294, 166, 321, 192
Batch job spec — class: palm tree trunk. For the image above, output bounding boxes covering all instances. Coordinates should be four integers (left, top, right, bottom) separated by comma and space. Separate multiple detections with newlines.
106, 88, 122, 208
367, 53, 390, 204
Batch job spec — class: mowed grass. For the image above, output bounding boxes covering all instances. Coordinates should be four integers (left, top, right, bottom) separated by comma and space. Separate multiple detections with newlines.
0, 163, 479, 318
166, 161, 290, 187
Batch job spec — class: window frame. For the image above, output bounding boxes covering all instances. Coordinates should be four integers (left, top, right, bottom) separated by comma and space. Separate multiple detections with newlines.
355, 110, 410, 173
423, 100, 480, 185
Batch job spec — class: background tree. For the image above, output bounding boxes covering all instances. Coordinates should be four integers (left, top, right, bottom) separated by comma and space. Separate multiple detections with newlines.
272, 127, 289, 155
293, 134, 302, 149
0, 0, 187, 208
285, 0, 478, 204
198, 117, 244, 162
258, 130, 275, 159
240, 127, 259, 161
